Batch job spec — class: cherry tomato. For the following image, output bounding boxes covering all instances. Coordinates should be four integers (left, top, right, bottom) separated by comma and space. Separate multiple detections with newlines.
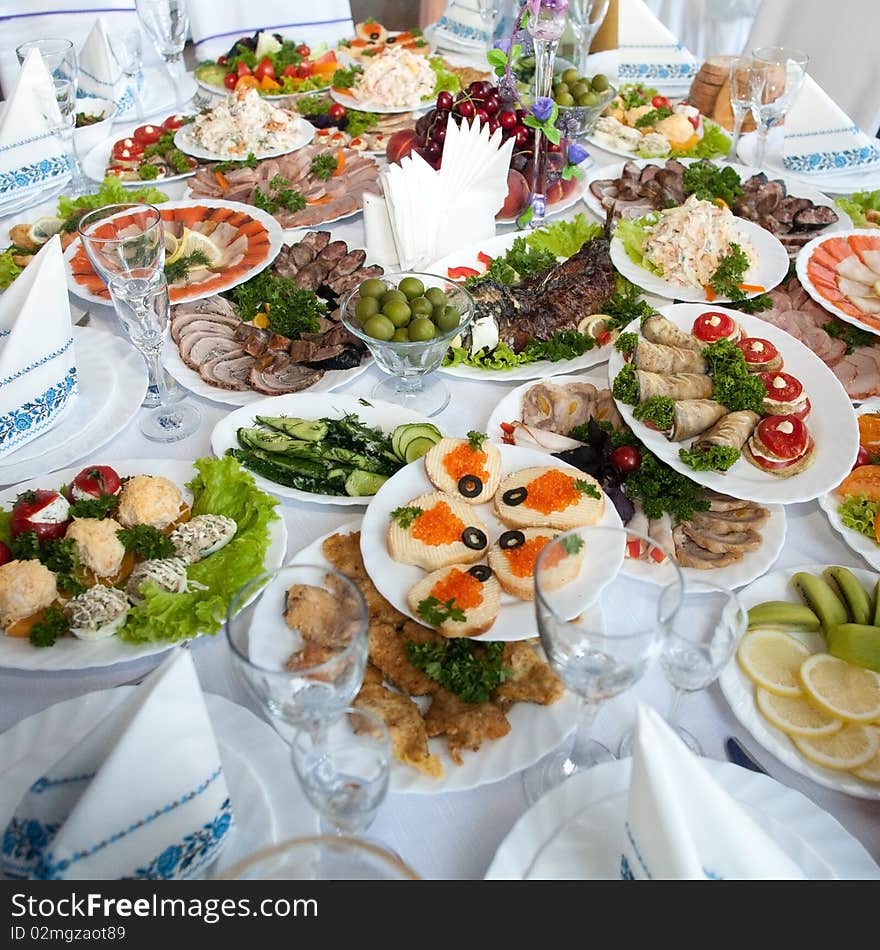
328, 103, 347, 120
162, 114, 186, 131
71, 465, 122, 501
296, 44, 311, 57
223, 72, 238, 90
218, 55, 228, 66
0, 541, 10, 567
254, 56, 276, 81
296, 62, 314, 78
10, 490, 70, 542
132, 124, 163, 145
855, 446, 873, 469
282, 64, 298, 78
651, 95, 670, 109
610, 445, 642, 474
236, 61, 253, 77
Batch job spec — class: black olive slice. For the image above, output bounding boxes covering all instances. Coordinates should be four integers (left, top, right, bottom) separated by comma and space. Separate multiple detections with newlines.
458, 474, 483, 498
502, 486, 528, 506
461, 526, 488, 550
499, 530, 525, 550
468, 564, 493, 583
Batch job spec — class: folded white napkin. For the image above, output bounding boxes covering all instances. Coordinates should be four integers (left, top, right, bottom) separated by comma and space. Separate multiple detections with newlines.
621, 705, 804, 880
0, 48, 69, 204
77, 17, 138, 118
188, 0, 354, 60
0, 235, 77, 459
616, 0, 698, 83
432, 1, 489, 52
362, 191, 398, 269
782, 76, 880, 175
0, 649, 233, 880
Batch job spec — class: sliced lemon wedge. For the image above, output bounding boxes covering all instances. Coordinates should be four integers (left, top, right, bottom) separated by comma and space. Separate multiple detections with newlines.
164, 232, 182, 263
799, 654, 880, 722
27, 216, 64, 245
180, 229, 223, 268
792, 723, 878, 771
755, 687, 842, 737
852, 728, 880, 782
737, 629, 811, 696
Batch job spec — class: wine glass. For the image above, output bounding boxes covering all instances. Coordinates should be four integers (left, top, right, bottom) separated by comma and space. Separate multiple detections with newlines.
521, 525, 684, 804
567, 0, 610, 77
748, 46, 809, 169
76, 204, 201, 442
477, 0, 502, 51
16, 38, 77, 87
111, 28, 146, 121
727, 55, 753, 162
38, 78, 90, 198
291, 707, 391, 836
136, 0, 189, 111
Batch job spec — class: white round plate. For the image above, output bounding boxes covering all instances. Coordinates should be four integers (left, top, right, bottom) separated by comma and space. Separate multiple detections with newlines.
210, 393, 435, 505
485, 757, 879, 879
610, 216, 789, 303
82, 132, 197, 188
0, 688, 318, 878
163, 336, 373, 407
173, 117, 316, 162
427, 232, 616, 383
719, 564, 880, 800
796, 229, 880, 339
496, 175, 588, 226
359, 443, 623, 641
0, 459, 287, 672
330, 87, 432, 115
113, 67, 195, 124
65, 199, 284, 307
290, 521, 580, 794
194, 75, 330, 102
0, 327, 148, 486
335, 31, 435, 68
485, 369, 788, 590
607, 302, 860, 503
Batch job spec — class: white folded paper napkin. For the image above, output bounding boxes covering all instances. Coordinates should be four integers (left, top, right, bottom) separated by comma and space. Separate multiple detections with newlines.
0, 235, 77, 459
621, 705, 804, 880
782, 76, 880, 175
188, 1, 354, 60
0, 48, 69, 204
0, 649, 233, 880
77, 17, 138, 118
616, 0, 698, 83
432, 1, 490, 52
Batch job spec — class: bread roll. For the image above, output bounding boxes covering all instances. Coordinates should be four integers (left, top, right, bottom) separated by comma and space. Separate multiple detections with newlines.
494, 466, 604, 530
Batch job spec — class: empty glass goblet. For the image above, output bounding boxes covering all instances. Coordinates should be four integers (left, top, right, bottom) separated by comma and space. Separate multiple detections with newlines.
16, 38, 77, 86
136, 0, 189, 111
567, 0, 611, 77
727, 55, 753, 161
477, 0, 502, 51
748, 46, 809, 168
110, 28, 146, 120
37, 78, 89, 197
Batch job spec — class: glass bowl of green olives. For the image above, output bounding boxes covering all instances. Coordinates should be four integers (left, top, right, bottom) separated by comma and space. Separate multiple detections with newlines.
340, 272, 474, 417
552, 68, 616, 140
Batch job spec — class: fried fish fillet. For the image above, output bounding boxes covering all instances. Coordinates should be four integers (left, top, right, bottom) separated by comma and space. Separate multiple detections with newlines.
495, 641, 565, 706
368, 620, 440, 697
362, 661, 385, 686
355, 681, 443, 779
424, 687, 511, 766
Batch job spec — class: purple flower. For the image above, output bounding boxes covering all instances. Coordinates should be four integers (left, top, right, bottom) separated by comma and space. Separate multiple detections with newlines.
493, 38, 512, 53
567, 141, 589, 165
531, 96, 555, 122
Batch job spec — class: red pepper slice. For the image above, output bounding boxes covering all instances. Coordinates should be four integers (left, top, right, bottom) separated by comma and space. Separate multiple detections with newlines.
447, 266, 480, 279
477, 251, 493, 268
500, 421, 515, 434
626, 538, 642, 559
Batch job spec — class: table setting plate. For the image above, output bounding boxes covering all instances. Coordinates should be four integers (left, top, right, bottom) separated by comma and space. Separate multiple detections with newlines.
329, 87, 432, 116
82, 133, 198, 188
194, 76, 331, 103
173, 118, 316, 162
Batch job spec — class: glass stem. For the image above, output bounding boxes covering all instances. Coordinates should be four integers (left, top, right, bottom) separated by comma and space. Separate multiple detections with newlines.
166, 54, 186, 111
754, 121, 770, 168
667, 687, 687, 729
528, 36, 558, 229
572, 25, 590, 76
727, 108, 745, 162
142, 346, 169, 406
130, 74, 145, 120
571, 696, 602, 756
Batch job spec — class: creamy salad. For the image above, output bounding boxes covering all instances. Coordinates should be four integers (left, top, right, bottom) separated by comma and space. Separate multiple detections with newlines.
643, 195, 756, 288
351, 46, 436, 108
187, 87, 305, 157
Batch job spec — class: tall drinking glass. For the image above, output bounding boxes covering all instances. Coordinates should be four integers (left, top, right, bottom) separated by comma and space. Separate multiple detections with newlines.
567, 0, 610, 76
37, 78, 89, 197
16, 38, 76, 87
77, 204, 201, 442
111, 28, 146, 120
136, 0, 189, 111
521, 526, 684, 803
477, 0, 502, 51
727, 55, 753, 162
748, 46, 809, 169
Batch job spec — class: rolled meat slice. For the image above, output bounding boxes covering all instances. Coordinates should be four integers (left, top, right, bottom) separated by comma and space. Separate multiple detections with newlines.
641, 313, 704, 352
693, 410, 760, 452
635, 338, 707, 375
636, 369, 713, 401
669, 399, 728, 441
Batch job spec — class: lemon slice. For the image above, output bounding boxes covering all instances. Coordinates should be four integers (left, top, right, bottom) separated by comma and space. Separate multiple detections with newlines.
799, 654, 880, 722
180, 229, 223, 268
792, 723, 878, 771
164, 232, 181, 262
755, 688, 842, 737
737, 629, 811, 696
27, 216, 63, 244
852, 729, 880, 782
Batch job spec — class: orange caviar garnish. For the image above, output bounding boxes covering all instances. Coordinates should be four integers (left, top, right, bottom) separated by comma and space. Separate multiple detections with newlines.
412, 502, 465, 546
429, 568, 483, 610
443, 443, 489, 483
523, 470, 580, 515
504, 536, 552, 577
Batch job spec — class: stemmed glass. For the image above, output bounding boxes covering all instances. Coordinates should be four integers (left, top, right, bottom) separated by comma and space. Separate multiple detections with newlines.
477, 0, 502, 51
38, 78, 90, 198
748, 46, 809, 169
567, 0, 610, 77
111, 28, 146, 121
136, 0, 189, 111
76, 204, 201, 442
521, 526, 684, 804
727, 55, 753, 162
16, 38, 77, 87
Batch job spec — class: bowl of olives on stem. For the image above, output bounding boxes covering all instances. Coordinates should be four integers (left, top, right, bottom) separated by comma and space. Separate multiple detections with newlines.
551, 68, 616, 140
340, 272, 474, 417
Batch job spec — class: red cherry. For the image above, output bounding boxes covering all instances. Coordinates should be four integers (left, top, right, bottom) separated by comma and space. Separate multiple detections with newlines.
475, 108, 489, 124
854, 446, 873, 469
515, 108, 527, 122
436, 91, 454, 111
425, 141, 442, 159
488, 118, 501, 134
499, 110, 517, 130
514, 126, 530, 146
431, 125, 447, 143
483, 95, 500, 116
457, 100, 476, 118
547, 141, 562, 152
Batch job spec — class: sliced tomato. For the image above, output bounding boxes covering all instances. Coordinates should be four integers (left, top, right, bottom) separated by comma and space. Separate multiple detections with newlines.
162, 114, 186, 131
737, 337, 780, 365
112, 137, 143, 158
858, 413, 880, 449
282, 65, 299, 78
837, 463, 880, 499
254, 57, 276, 81
759, 371, 803, 403
692, 310, 738, 342
756, 415, 809, 459
132, 124, 163, 145
236, 61, 253, 77
312, 51, 337, 65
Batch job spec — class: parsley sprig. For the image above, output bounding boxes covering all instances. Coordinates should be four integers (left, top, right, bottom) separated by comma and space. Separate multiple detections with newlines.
575, 479, 601, 499
708, 243, 773, 313
391, 506, 423, 529
310, 153, 338, 181
406, 638, 511, 703
253, 174, 306, 215
68, 493, 119, 520
467, 431, 488, 450
417, 596, 466, 627
29, 605, 69, 648
213, 153, 259, 173
116, 525, 175, 561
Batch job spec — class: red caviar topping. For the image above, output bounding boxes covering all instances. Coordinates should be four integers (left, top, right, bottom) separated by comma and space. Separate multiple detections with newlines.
523, 470, 580, 515
412, 502, 465, 546
504, 536, 554, 577
429, 568, 483, 610
443, 443, 489, 483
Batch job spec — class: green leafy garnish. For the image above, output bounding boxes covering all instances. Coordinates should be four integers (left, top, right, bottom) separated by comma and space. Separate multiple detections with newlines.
635, 106, 673, 128
679, 444, 740, 472
623, 444, 709, 521
253, 175, 307, 216
612, 363, 640, 405
823, 318, 876, 355
6, 532, 84, 599
835, 190, 880, 229
575, 479, 601, 499
9, 531, 41, 562
669, 122, 730, 159
614, 214, 662, 276
604, 278, 655, 331
526, 214, 603, 259
228, 270, 325, 339
68, 494, 120, 520
0, 248, 23, 290
391, 506, 423, 529
467, 430, 488, 450
617, 84, 658, 110
56, 177, 168, 223
465, 236, 557, 287
561, 535, 585, 555
310, 153, 338, 181
417, 596, 467, 627
702, 338, 767, 413
136, 163, 161, 180
117, 525, 175, 561
345, 109, 379, 137
406, 639, 511, 703
332, 65, 361, 89
213, 153, 259, 173
708, 243, 749, 299
839, 495, 879, 538
29, 606, 69, 648
615, 332, 638, 355
682, 160, 743, 206
164, 249, 211, 284
521, 330, 595, 363
633, 396, 675, 431
427, 56, 460, 96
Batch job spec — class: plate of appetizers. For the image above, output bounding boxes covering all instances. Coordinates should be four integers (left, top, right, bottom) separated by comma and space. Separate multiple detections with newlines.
0, 457, 286, 672
65, 199, 284, 305
485, 372, 787, 590
359, 441, 623, 643
719, 564, 880, 800
289, 522, 579, 794
608, 302, 859, 503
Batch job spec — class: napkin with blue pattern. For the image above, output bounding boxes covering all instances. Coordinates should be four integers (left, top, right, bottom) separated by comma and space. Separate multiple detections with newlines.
76, 18, 137, 117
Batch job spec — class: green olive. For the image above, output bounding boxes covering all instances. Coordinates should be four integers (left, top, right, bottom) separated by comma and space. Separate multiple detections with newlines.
579, 91, 600, 107
557, 92, 575, 107
554, 81, 569, 96
425, 286, 447, 308
355, 296, 379, 321
408, 318, 437, 341
409, 296, 433, 317
562, 67, 579, 85
362, 314, 395, 341
382, 300, 412, 327
591, 73, 610, 92
380, 289, 407, 307
391, 328, 410, 342
398, 276, 425, 299
570, 81, 588, 98
434, 306, 461, 333
359, 277, 387, 299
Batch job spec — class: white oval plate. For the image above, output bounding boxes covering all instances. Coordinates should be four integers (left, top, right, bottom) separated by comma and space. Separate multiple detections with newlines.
496, 174, 588, 226
719, 564, 880, 800
0, 327, 148, 486
359, 443, 623, 642
329, 87, 432, 115
82, 132, 197, 187
485, 370, 788, 590
173, 117, 316, 162
211, 393, 435, 505
291, 521, 580, 794
0, 459, 287, 672
610, 216, 790, 303
428, 232, 616, 382
485, 757, 879, 879
0, 689, 318, 878
607, 302, 860, 503
796, 229, 880, 339
586, 119, 730, 162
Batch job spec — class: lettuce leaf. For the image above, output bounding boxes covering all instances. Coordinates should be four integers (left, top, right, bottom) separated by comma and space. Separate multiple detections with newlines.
526, 213, 603, 259
444, 341, 527, 370
119, 456, 279, 644
670, 122, 730, 159
839, 494, 879, 539
429, 56, 460, 96
614, 214, 662, 275
0, 249, 23, 290
56, 176, 168, 220
836, 191, 880, 229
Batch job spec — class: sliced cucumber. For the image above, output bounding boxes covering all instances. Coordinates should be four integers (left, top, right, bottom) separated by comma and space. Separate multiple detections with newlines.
237, 427, 307, 454
404, 436, 438, 463
255, 416, 327, 441
391, 423, 442, 462
345, 470, 389, 496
